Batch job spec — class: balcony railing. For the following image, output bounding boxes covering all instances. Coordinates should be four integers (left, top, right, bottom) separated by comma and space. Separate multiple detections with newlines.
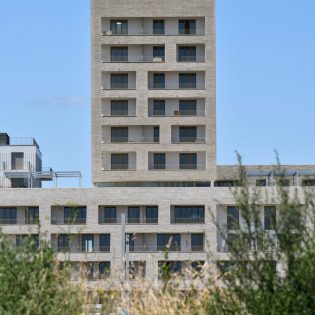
191, 245, 204, 252
150, 163, 205, 170
171, 217, 205, 224
101, 30, 205, 36
9, 137, 39, 148
149, 109, 205, 117
128, 245, 181, 253
171, 137, 206, 144
103, 56, 165, 63
0, 218, 39, 225
56, 246, 110, 253
51, 218, 86, 225
178, 56, 205, 62
149, 83, 203, 90
108, 137, 160, 144
99, 217, 158, 224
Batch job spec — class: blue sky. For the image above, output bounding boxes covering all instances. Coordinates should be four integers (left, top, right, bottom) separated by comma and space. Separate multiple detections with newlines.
0, 1, 314, 187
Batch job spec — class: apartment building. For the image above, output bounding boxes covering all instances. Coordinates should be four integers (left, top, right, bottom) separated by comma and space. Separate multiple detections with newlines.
0, 0, 315, 288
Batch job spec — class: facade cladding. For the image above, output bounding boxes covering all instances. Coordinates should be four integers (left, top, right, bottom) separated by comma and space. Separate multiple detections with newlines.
0, 0, 315, 286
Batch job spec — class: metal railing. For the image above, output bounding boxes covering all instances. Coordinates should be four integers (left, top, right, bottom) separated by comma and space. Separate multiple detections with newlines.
171, 137, 206, 144
178, 56, 205, 62
9, 137, 39, 148
103, 55, 165, 63
129, 245, 181, 253
0, 218, 39, 225
101, 30, 205, 36
150, 163, 205, 170
56, 246, 110, 253
148, 83, 204, 90
98, 217, 158, 224
109, 164, 136, 171
51, 218, 86, 225
109, 137, 160, 144
171, 217, 205, 224
149, 109, 205, 117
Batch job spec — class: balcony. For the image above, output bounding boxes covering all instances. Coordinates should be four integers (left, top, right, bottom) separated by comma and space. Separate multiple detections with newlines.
148, 98, 206, 117
148, 72, 205, 90
0, 207, 39, 225
102, 99, 137, 117
101, 17, 205, 36
98, 206, 158, 224
101, 72, 136, 90
171, 125, 206, 144
51, 206, 87, 225
170, 206, 205, 224
177, 45, 205, 62
101, 45, 165, 63
102, 152, 137, 171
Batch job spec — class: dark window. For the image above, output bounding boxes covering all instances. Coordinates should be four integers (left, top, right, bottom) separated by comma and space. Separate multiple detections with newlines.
153, 100, 165, 116
179, 127, 197, 143
178, 19, 196, 35
179, 153, 197, 169
214, 180, 237, 187
111, 100, 128, 116
99, 262, 110, 279
102, 207, 117, 223
111, 154, 128, 170
16, 235, 39, 249
278, 178, 290, 187
153, 153, 165, 170
174, 206, 204, 223
127, 233, 135, 252
264, 206, 276, 230
256, 179, 267, 187
64, 207, 86, 224
153, 73, 165, 89
227, 206, 239, 230
158, 261, 182, 279
128, 207, 140, 224
129, 261, 146, 279
111, 73, 128, 89
179, 100, 196, 116
82, 235, 94, 253
111, 47, 128, 62
154, 126, 160, 143
28, 207, 39, 224
110, 20, 128, 35
11, 152, 24, 170
191, 234, 204, 251
302, 179, 315, 186
100, 234, 110, 252
153, 46, 165, 60
58, 234, 70, 251
178, 46, 196, 61
0, 207, 17, 224
179, 73, 196, 88
157, 234, 181, 251
111, 127, 128, 142
146, 206, 158, 223
83, 262, 94, 280
153, 19, 165, 35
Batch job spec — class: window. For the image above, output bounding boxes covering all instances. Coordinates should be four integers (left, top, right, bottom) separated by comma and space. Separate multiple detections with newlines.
179, 153, 197, 169
227, 206, 239, 230
11, 152, 24, 170
146, 206, 158, 223
191, 234, 204, 251
58, 234, 70, 251
0, 207, 16, 224
153, 153, 165, 170
302, 179, 315, 186
214, 180, 237, 187
153, 19, 164, 35
126, 233, 135, 252
153, 100, 165, 116
174, 206, 204, 223
264, 206, 276, 230
111, 127, 128, 142
129, 261, 146, 280
158, 261, 182, 279
256, 179, 267, 187
83, 262, 94, 280
16, 235, 39, 249
99, 262, 110, 279
153, 46, 165, 60
64, 207, 86, 224
128, 207, 140, 224
82, 235, 94, 253
28, 207, 39, 224
102, 207, 117, 224
157, 234, 181, 251
154, 126, 160, 143
179, 100, 196, 116
111, 73, 128, 89
178, 19, 196, 35
111, 154, 128, 170
179, 73, 196, 88
111, 100, 128, 116
111, 47, 128, 62
178, 46, 196, 62
179, 127, 197, 143
100, 234, 110, 252
153, 73, 165, 89
110, 20, 128, 35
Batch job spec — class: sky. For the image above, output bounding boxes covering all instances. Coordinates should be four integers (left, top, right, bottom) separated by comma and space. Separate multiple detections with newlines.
0, 1, 314, 187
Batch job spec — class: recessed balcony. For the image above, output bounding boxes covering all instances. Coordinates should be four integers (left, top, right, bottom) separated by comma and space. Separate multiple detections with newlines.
102, 152, 137, 171
177, 45, 206, 62
101, 99, 137, 117
101, 72, 136, 90
51, 206, 87, 225
171, 125, 206, 144
0, 207, 39, 225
